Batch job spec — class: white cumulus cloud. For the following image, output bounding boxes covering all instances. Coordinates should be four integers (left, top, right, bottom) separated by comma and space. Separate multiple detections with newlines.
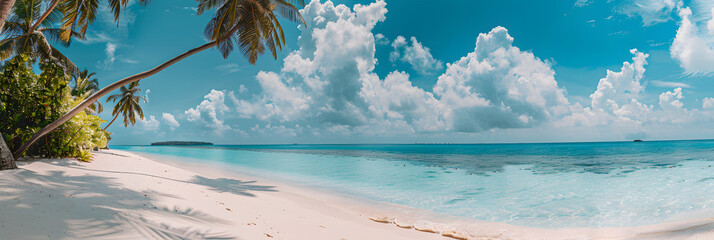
225, 0, 572, 135
590, 49, 648, 114
703, 97, 714, 109
390, 36, 443, 75
99, 42, 117, 69
185, 90, 232, 133
162, 113, 180, 130
561, 50, 653, 126
659, 87, 684, 110
137, 115, 160, 132
183, 0, 714, 141
374, 33, 389, 45
671, 7, 714, 74
559, 49, 714, 131
434, 26, 569, 132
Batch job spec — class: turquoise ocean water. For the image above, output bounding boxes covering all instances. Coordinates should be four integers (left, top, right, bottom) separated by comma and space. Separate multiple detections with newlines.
112, 140, 714, 228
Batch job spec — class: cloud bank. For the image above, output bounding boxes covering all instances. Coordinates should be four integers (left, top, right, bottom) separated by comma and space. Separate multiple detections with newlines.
171, 0, 714, 141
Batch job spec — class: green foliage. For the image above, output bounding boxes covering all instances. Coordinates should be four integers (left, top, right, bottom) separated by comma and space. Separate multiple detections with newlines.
106, 81, 145, 128
0, 55, 108, 161
198, 0, 305, 63
72, 69, 103, 113
1, 0, 82, 74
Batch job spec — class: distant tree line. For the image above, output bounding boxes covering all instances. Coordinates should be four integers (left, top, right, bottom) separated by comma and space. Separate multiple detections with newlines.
151, 141, 213, 146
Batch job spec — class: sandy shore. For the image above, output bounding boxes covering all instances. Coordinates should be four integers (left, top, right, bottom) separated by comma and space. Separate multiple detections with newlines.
1, 150, 714, 240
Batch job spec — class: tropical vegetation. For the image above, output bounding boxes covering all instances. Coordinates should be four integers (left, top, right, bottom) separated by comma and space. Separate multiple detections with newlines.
72, 69, 103, 114
0, 0, 306, 170
0, 0, 84, 74
0, 55, 108, 163
104, 81, 146, 130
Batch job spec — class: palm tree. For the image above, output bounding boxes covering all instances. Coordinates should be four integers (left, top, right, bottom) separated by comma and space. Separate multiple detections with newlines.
58, 0, 150, 41
0, 0, 146, 42
0, 0, 83, 74
103, 81, 145, 130
0, 0, 15, 30
10, 0, 305, 160
198, 0, 305, 62
72, 69, 103, 114
0, 0, 151, 169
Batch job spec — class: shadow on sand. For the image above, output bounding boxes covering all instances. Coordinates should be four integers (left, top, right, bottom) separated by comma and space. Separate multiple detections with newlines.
0, 158, 277, 239
52, 155, 277, 197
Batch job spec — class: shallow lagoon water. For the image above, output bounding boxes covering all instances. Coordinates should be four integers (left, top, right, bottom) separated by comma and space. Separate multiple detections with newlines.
112, 140, 714, 228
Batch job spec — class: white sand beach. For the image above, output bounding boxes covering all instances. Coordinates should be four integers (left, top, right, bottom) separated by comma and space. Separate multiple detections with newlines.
1, 150, 714, 240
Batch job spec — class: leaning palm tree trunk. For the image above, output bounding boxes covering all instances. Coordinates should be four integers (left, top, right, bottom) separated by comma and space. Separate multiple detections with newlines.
12, 41, 218, 159
102, 114, 119, 131
28, 0, 60, 33
0, 133, 17, 170
0, 0, 15, 30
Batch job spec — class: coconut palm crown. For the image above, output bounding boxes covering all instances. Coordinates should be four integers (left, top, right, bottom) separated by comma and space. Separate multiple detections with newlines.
105, 81, 145, 130
0, 0, 83, 74
197, 0, 306, 63
59, 0, 151, 41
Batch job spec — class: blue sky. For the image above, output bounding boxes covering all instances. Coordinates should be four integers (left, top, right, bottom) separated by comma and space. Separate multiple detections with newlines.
57, 0, 714, 144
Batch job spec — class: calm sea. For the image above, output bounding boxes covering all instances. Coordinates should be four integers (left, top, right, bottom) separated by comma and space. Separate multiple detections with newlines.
112, 140, 714, 228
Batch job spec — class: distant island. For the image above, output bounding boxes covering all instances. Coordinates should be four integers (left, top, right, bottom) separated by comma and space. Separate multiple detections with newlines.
151, 141, 213, 146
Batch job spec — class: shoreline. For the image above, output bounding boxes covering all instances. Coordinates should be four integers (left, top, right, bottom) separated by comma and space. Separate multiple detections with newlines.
0, 150, 712, 239
128, 150, 714, 240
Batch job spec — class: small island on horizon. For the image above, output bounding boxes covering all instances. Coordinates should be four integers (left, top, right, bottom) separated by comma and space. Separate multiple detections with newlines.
151, 141, 213, 146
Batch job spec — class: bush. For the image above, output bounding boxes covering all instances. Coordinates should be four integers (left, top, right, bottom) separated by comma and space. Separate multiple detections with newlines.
0, 55, 109, 161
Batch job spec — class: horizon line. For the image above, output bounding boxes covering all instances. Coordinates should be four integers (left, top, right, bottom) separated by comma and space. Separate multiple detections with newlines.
109, 138, 714, 146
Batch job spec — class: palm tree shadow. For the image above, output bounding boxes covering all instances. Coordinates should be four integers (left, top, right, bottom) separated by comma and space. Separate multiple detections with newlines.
48, 158, 278, 198
634, 221, 714, 239
190, 176, 277, 197
0, 167, 238, 239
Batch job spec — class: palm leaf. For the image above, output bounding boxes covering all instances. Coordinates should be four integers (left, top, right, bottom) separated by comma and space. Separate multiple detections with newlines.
0, 39, 15, 59
59, 0, 100, 41
40, 28, 84, 47
196, 0, 230, 15
273, 0, 305, 26
198, 0, 305, 64
49, 45, 79, 75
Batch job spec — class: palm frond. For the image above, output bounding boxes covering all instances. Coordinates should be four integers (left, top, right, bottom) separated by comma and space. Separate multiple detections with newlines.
108, 81, 145, 127
111, 99, 123, 116
273, 0, 305, 26
196, 0, 230, 15
106, 93, 122, 103
108, 0, 149, 22
59, 0, 99, 41
49, 45, 79, 75
39, 3, 64, 28
11, 0, 33, 24
199, 0, 304, 64
1, 21, 25, 38
39, 28, 83, 47
0, 39, 15, 59
33, 31, 52, 58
